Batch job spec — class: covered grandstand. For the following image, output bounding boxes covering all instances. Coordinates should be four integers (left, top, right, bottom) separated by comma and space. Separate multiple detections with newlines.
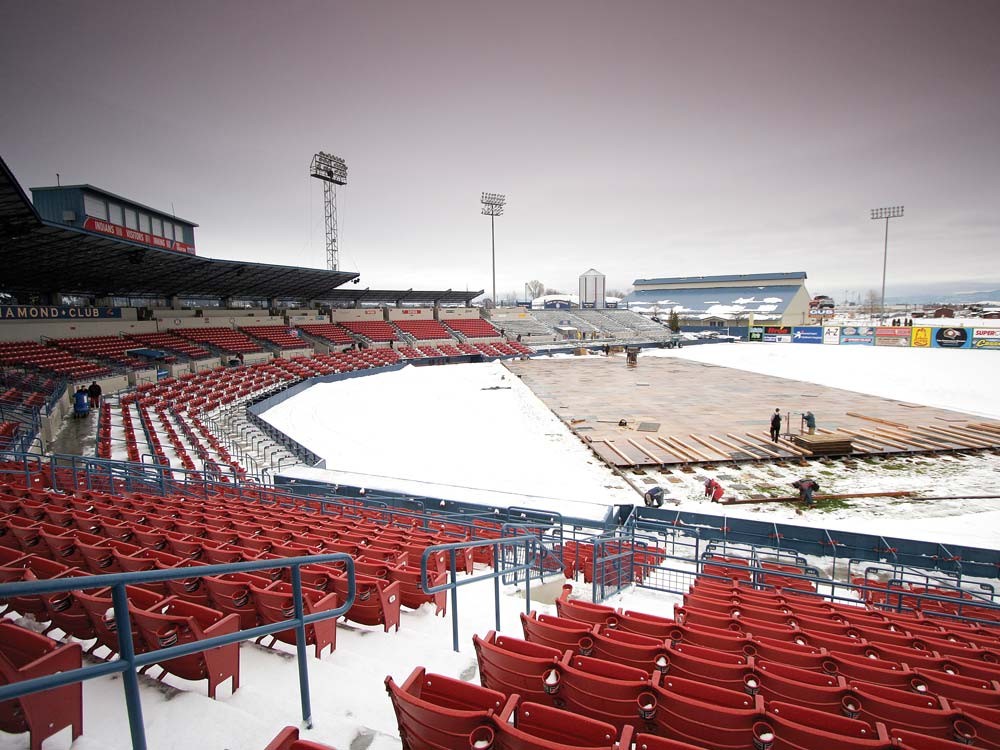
625, 272, 814, 326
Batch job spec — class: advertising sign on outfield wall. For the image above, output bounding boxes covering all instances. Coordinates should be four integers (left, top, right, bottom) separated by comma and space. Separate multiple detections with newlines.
823, 326, 841, 344
911, 327, 932, 347
763, 326, 792, 343
932, 327, 971, 349
875, 326, 911, 347
972, 328, 1000, 350
839, 325, 874, 345
792, 326, 823, 344
748, 326, 764, 342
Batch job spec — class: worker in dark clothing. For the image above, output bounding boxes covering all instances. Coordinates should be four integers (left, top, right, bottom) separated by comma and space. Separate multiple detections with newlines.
792, 478, 820, 505
803, 411, 816, 435
87, 381, 102, 409
769, 408, 782, 442
643, 486, 665, 507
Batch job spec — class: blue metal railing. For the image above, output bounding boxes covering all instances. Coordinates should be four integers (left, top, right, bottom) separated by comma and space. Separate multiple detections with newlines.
0, 554, 356, 750
420, 534, 548, 652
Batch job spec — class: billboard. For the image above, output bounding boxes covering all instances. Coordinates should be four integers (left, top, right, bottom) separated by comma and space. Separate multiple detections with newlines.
823, 326, 841, 345
875, 326, 910, 347
748, 326, 764, 342
911, 327, 932, 348
763, 326, 792, 343
840, 325, 874, 345
972, 327, 1000, 351
932, 327, 971, 349
792, 326, 823, 344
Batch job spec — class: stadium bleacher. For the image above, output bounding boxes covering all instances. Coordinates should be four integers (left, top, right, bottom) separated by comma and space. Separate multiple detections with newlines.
443, 318, 502, 339
338, 320, 398, 343
240, 325, 312, 351
50, 335, 151, 370
392, 319, 453, 341
127, 331, 214, 360
172, 327, 263, 355
0, 340, 112, 380
296, 323, 355, 347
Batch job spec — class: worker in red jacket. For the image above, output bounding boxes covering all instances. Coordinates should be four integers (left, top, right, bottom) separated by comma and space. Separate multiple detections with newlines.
704, 478, 724, 501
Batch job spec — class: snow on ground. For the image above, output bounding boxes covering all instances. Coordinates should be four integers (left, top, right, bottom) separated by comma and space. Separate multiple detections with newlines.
261, 360, 636, 517
10, 342, 1000, 750
646, 342, 1000, 419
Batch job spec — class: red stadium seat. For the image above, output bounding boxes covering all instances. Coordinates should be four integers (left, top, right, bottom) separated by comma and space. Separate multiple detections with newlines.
0, 622, 83, 750
385, 666, 516, 750
473, 631, 562, 704
520, 612, 594, 653
129, 597, 240, 698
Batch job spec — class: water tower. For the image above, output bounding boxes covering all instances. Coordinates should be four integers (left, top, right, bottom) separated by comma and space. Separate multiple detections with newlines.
579, 268, 606, 309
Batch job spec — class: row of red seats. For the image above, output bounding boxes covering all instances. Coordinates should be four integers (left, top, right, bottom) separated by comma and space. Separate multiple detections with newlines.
469, 625, 1000, 750
171, 327, 263, 354
562, 539, 667, 585
856, 577, 1000, 625
240, 325, 312, 350
702, 554, 818, 594
393, 319, 453, 340
0, 605, 328, 750
0, 485, 476, 632
505, 583, 1000, 748
444, 318, 502, 338
338, 320, 398, 342
296, 323, 354, 346
128, 331, 213, 360
51, 335, 150, 370
0, 340, 111, 379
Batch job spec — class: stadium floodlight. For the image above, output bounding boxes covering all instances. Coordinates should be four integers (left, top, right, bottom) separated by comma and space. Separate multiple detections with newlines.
310, 152, 348, 271
310, 152, 347, 186
870, 205, 904, 316
481, 192, 507, 306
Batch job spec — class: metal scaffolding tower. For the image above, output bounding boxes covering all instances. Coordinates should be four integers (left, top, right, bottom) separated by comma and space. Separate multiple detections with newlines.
310, 152, 348, 271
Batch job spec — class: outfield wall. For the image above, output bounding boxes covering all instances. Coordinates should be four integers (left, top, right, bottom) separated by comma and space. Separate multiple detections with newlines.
748, 324, 1000, 351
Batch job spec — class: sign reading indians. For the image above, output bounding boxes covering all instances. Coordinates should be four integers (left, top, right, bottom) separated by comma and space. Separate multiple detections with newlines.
83, 217, 195, 254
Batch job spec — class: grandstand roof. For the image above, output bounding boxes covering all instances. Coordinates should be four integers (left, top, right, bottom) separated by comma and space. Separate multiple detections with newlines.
322, 288, 483, 305
624, 284, 801, 317
0, 156, 358, 301
634, 272, 807, 285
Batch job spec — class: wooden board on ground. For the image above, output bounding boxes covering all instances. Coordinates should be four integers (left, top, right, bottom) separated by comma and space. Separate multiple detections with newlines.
503, 357, 1000, 469
792, 434, 854, 455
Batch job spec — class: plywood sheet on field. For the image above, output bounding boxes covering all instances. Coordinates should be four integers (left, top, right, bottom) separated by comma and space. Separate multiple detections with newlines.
504, 355, 1000, 468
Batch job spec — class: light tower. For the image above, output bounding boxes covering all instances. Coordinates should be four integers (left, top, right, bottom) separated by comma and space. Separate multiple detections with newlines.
870, 205, 904, 316
480, 192, 506, 306
310, 152, 348, 271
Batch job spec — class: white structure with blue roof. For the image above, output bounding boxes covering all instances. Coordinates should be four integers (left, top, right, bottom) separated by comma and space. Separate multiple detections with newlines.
626, 272, 812, 326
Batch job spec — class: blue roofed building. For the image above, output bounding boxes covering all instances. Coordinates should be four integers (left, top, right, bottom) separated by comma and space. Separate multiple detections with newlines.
625, 272, 812, 326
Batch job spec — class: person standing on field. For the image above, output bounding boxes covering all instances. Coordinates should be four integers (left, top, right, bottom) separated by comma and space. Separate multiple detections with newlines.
769, 408, 782, 442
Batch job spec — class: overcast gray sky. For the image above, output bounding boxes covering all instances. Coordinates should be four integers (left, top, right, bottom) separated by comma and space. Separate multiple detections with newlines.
2, 0, 998, 301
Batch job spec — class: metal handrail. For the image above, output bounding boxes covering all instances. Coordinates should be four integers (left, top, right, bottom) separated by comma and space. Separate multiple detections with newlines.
0, 553, 356, 750
420, 534, 546, 652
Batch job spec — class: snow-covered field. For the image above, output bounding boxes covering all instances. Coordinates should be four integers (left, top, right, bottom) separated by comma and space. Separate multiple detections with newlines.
7, 342, 999, 750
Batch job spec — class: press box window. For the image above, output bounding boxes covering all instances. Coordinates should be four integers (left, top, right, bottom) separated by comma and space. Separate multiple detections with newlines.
84, 194, 107, 221
108, 203, 123, 226
124, 208, 138, 229
151, 217, 162, 236
139, 213, 151, 233
162, 221, 173, 240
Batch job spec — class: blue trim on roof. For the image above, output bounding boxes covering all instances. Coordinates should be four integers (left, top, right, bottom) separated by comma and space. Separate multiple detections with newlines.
633, 272, 807, 286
